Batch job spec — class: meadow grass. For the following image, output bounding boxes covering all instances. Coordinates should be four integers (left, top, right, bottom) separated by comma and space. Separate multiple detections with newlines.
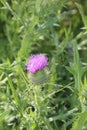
0, 0, 87, 130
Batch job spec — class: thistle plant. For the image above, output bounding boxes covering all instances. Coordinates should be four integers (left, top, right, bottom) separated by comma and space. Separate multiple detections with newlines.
26, 54, 52, 130
26, 54, 49, 84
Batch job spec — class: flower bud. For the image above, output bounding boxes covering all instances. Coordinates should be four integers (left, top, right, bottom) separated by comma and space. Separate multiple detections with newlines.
26, 54, 49, 84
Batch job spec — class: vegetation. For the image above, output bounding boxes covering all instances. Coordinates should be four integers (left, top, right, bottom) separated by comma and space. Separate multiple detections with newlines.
0, 0, 87, 130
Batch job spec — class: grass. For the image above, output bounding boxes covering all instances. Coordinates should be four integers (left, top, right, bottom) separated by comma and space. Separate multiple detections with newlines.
0, 0, 87, 130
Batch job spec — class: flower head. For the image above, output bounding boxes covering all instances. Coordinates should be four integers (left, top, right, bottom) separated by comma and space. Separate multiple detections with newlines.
26, 54, 48, 74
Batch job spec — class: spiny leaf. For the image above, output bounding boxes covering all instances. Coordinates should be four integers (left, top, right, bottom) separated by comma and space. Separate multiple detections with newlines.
71, 111, 87, 130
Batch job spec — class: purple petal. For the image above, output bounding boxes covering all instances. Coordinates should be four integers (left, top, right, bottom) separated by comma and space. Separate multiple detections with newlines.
26, 54, 48, 74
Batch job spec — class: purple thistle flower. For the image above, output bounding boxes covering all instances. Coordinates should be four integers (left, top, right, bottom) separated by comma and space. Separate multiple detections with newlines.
26, 54, 48, 74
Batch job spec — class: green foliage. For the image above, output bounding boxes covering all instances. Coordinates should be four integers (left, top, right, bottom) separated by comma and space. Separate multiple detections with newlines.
0, 0, 87, 130
71, 111, 87, 130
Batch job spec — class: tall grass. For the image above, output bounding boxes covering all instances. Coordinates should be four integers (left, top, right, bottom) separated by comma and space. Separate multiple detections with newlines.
0, 0, 87, 130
